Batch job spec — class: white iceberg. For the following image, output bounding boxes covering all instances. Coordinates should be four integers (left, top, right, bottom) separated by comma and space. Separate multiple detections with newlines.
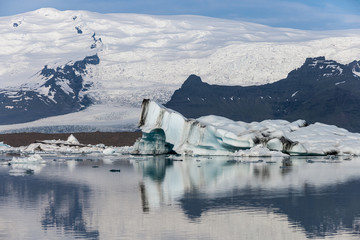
133, 99, 360, 156
103, 148, 116, 155
0, 141, 11, 149
66, 134, 80, 145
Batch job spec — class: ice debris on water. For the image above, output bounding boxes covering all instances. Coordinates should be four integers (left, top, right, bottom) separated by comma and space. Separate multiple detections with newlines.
13, 134, 133, 155
103, 148, 116, 155
0, 133, 134, 156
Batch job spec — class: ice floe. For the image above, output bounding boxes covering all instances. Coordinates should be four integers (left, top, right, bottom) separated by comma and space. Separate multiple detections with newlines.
133, 99, 360, 156
0, 141, 11, 151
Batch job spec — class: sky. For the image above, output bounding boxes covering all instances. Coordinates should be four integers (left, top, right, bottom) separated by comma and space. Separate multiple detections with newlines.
0, 0, 360, 30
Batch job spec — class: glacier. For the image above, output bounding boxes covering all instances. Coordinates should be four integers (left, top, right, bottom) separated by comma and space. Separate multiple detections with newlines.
133, 99, 360, 156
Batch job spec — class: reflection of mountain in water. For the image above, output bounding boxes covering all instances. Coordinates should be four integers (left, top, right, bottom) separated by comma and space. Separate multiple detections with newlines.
0, 173, 98, 239
136, 157, 360, 238
180, 181, 360, 238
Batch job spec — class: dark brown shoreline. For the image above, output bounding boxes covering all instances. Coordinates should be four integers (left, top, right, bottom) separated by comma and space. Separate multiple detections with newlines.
0, 132, 142, 147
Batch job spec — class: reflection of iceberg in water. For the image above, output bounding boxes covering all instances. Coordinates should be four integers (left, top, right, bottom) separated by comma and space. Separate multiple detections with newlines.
134, 156, 360, 238
9, 154, 47, 176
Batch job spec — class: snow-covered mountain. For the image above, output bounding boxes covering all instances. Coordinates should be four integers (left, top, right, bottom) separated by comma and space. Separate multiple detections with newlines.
0, 55, 97, 124
1, 8, 360, 132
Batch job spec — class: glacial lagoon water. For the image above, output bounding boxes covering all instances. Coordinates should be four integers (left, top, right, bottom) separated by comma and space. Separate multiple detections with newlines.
0, 154, 360, 240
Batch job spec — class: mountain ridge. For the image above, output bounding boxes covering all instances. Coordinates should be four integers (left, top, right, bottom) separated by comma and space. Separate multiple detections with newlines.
165, 57, 360, 132
0, 55, 98, 124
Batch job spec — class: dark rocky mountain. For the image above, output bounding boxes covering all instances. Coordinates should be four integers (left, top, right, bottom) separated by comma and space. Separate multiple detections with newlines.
0, 55, 99, 124
165, 57, 360, 132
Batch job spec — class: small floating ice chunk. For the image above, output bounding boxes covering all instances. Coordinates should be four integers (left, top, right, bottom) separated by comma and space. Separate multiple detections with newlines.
0, 141, 11, 151
291, 91, 298, 97
67, 134, 80, 145
0, 141, 11, 147
103, 148, 116, 155
234, 145, 288, 157
335, 81, 345, 86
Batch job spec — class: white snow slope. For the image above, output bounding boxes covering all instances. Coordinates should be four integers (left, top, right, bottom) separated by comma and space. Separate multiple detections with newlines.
1, 8, 360, 132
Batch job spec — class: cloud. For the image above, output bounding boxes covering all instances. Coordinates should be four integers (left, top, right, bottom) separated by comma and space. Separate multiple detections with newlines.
0, 0, 359, 30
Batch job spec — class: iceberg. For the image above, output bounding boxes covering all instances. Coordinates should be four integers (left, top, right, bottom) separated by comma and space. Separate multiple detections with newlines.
133, 99, 360, 156
66, 134, 80, 145
0, 141, 11, 151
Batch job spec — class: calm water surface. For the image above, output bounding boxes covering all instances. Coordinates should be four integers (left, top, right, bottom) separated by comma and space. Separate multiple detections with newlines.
0, 154, 360, 240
